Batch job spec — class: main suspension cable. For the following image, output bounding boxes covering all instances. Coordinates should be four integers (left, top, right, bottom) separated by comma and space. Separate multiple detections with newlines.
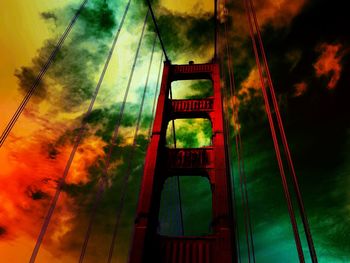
223, 16, 255, 262
217, 3, 243, 259
28, 1, 129, 261
0, 0, 89, 148
77, 1, 133, 262
126, 52, 164, 263
243, 0, 305, 261
246, 0, 318, 261
107, 10, 151, 263
146, 0, 170, 62
148, 53, 164, 140
214, 0, 218, 60
220, 54, 242, 263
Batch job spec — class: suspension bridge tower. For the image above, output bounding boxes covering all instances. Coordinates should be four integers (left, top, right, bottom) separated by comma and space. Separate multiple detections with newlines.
129, 61, 237, 263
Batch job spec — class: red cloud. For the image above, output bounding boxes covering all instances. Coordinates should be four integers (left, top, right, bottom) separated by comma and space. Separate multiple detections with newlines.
0, 135, 106, 242
314, 43, 345, 89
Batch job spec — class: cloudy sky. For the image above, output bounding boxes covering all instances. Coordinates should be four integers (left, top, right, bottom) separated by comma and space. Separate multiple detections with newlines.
0, 0, 349, 262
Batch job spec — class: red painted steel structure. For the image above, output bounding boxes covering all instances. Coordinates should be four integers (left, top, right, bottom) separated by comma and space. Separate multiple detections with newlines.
129, 62, 237, 263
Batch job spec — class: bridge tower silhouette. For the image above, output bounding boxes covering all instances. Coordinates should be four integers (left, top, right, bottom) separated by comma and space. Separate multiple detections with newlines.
129, 61, 237, 263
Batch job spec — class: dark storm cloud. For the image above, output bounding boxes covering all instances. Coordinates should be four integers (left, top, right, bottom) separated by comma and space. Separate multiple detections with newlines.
15, 0, 117, 110
225, 0, 350, 127
40, 11, 58, 23
227, 0, 350, 259
185, 80, 213, 99
82, 102, 149, 142
14, 67, 47, 100
257, 0, 350, 92
0, 226, 6, 237
47, 143, 60, 159
26, 187, 49, 201
142, 5, 215, 61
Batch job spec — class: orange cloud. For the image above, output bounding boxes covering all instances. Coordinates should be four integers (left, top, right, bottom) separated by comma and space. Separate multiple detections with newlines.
0, 235, 76, 263
227, 0, 307, 44
253, 0, 307, 28
238, 68, 262, 104
64, 137, 106, 185
229, 95, 241, 132
314, 43, 344, 89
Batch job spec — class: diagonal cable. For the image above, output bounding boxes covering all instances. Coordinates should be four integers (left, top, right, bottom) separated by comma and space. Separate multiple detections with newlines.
77, 1, 133, 262
147, 53, 163, 140
146, 0, 170, 62
243, 0, 305, 261
247, 0, 318, 261
106, 10, 151, 263
0, 0, 89, 148
28, 1, 130, 261
224, 15, 256, 261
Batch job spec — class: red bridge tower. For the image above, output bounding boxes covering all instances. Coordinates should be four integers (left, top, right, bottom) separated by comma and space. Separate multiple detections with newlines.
129, 62, 237, 263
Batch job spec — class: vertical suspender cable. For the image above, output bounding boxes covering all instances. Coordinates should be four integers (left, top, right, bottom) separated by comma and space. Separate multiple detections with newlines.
217, 1, 242, 261
221, 62, 242, 263
223, 91, 242, 263
219, 24, 242, 263
224, 18, 255, 262
224, 24, 252, 261
243, 0, 305, 262
28, 1, 130, 262
148, 53, 164, 140
106, 11, 150, 263
169, 87, 185, 236
127, 52, 164, 262
225, 20, 256, 262
237, 129, 256, 263
144, 6, 181, 238
0, 0, 89, 148
214, 0, 218, 60
247, 1, 318, 261
77, 1, 132, 262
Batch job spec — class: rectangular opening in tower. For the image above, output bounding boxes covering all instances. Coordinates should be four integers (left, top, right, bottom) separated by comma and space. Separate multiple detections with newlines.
158, 175, 213, 237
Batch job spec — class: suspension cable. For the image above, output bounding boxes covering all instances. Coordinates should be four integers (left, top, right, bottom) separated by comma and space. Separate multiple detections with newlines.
220, 51, 242, 263
246, 1, 318, 261
215, 8, 241, 260
223, 85, 242, 263
146, 0, 170, 62
0, 0, 89, 148
224, 24, 252, 261
214, 0, 218, 60
126, 48, 164, 263
217, 4, 244, 259
77, 1, 133, 262
107, 11, 151, 263
169, 87, 184, 236
225, 21, 256, 263
223, 16, 255, 262
29, 2, 128, 262
148, 53, 164, 140
243, 0, 305, 261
